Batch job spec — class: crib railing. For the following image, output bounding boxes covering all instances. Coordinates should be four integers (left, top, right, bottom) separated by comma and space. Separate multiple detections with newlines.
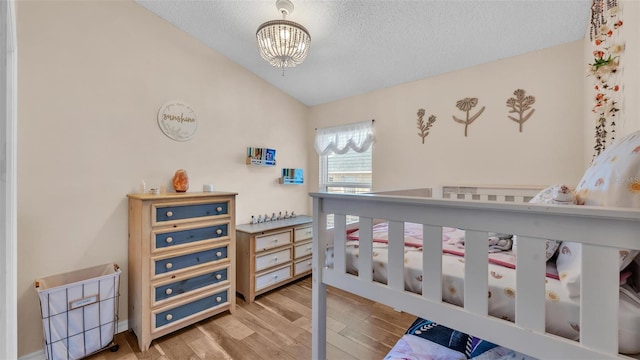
310, 192, 640, 360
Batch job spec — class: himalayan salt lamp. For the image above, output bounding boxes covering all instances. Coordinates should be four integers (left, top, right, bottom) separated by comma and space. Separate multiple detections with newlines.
172, 169, 189, 192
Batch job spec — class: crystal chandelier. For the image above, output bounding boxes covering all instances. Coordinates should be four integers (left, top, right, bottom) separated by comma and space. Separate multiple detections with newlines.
256, 0, 311, 72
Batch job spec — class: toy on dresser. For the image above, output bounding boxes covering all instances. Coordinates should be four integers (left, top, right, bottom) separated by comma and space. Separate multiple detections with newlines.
251, 211, 296, 224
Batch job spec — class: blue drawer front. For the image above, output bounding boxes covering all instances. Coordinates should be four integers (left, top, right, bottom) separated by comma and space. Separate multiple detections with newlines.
155, 225, 228, 249
156, 202, 228, 222
155, 291, 228, 328
155, 247, 228, 275
155, 269, 228, 302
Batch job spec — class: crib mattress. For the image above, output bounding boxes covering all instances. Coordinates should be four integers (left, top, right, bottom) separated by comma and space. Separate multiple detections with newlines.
331, 225, 640, 355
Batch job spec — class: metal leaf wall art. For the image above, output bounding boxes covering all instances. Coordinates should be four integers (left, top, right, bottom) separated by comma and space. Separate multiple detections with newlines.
506, 89, 536, 132
416, 108, 436, 144
453, 97, 485, 137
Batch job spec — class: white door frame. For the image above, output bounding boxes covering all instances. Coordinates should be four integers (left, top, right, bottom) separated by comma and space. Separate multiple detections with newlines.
1, 0, 18, 358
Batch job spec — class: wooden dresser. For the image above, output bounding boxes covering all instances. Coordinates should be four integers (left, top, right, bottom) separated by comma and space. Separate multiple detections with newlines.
127, 192, 236, 352
236, 215, 312, 303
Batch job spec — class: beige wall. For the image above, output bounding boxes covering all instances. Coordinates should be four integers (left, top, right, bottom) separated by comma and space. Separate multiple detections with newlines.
16, 1, 309, 356
619, 1, 640, 135
308, 40, 586, 195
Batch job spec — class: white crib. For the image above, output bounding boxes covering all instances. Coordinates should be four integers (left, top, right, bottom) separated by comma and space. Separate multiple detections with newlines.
310, 185, 640, 359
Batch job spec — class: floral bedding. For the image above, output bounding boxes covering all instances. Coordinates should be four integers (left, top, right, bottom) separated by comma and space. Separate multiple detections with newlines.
346, 222, 559, 279
329, 221, 640, 354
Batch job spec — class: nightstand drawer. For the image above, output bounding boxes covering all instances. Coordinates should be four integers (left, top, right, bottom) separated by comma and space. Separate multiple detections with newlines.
255, 248, 291, 272
154, 224, 228, 251
294, 258, 312, 276
255, 231, 291, 251
294, 226, 312, 241
154, 289, 228, 330
255, 266, 291, 291
294, 241, 312, 259
154, 268, 228, 304
154, 202, 228, 224
154, 246, 228, 276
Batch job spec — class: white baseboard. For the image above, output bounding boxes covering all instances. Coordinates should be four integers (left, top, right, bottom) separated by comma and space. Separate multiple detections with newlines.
19, 320, 129, 360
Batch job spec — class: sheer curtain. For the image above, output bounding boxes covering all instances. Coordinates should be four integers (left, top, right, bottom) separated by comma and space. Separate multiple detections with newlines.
314, 120, 374, 155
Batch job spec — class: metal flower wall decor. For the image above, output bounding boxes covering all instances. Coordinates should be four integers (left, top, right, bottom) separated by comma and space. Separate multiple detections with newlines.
506, 89, 536, 132
453, 97, 485, 137
588, 0, 624, 158
416, 108, 436, 144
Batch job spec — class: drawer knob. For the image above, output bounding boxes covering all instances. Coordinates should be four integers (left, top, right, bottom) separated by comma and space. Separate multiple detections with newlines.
166, 314, 173, 321
274, 275, 279, 280
274, 239, 278, 243
307, 246, 312, 251
274, 256, 278, 262
215, 274, 222, 280
216, 251, 222, 257
216, 206, 223, 212
215, 296, 222, 302
165, 288, 173, 295
165, 237, 173, 244
165, 263, 173, 269
216, 229, 223, 235
166, 210, 173, 217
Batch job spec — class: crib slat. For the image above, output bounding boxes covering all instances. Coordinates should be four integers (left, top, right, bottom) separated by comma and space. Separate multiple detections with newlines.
311, 198, 327, 360
514, 236, 546, 333
333, 214, 347, 274
358, 217, 373, 283
580, 244, 619, 355
388, 221, 404, 291
422, 225, 443, 302
464, 230, 488, 315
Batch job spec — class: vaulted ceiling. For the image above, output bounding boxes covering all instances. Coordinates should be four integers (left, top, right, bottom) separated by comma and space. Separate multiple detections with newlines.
136, 0, 591, 106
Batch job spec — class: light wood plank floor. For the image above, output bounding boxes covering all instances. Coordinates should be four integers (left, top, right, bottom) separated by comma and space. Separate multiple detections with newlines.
86, 276, 417, 360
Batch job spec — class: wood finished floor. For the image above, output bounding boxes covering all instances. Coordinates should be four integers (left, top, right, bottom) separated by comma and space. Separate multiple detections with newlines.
86, 276, 417, 360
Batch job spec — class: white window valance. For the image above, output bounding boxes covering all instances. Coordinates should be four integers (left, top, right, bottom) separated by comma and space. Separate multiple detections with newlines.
314, 120, 375, 155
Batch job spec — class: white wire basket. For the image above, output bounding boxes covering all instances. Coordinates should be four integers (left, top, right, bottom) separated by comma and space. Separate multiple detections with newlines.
35, 263, 121, 360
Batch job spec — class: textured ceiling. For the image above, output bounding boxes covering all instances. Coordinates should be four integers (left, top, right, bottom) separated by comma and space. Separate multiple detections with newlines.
136, 0, 591, 106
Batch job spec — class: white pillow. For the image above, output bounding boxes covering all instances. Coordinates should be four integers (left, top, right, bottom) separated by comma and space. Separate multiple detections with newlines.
513, 184, 575, 260
556, 130, 640, 298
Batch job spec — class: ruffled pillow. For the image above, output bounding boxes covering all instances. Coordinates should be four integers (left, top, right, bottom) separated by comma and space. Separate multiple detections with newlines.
513, 184, 576, 260
556, 130, 640, 297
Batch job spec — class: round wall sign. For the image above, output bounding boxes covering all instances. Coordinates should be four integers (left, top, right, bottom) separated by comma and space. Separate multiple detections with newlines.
157, 101, 198, 141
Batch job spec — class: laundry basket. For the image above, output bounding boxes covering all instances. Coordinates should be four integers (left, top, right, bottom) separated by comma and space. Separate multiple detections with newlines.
35, 263, 121, 360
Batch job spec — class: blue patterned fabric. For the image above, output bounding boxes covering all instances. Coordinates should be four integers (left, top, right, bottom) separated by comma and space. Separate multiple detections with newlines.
405, 318, 498, 359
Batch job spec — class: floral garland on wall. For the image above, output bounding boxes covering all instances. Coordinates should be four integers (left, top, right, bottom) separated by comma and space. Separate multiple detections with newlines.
588, 0, 624, 159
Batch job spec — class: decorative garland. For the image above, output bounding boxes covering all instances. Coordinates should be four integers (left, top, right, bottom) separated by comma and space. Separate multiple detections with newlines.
588, 0, 624, 159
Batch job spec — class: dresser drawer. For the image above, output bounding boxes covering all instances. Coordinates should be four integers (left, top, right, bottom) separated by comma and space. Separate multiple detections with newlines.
294, 258, 312, 276
294, 241, 312, 259
153, 268, 228, 304
255, 248, 291, 272
154, 224, 228, 251
153, 289, 228, 330
154, 246, 228, 276
255, 231, 291, 251
255, 266, 291, 291
294, 226, 312, 241
153, 201, 228, 224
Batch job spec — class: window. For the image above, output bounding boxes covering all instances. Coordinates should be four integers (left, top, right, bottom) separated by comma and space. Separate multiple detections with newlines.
319, 147, 372, 194
315, 120, 374, 227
